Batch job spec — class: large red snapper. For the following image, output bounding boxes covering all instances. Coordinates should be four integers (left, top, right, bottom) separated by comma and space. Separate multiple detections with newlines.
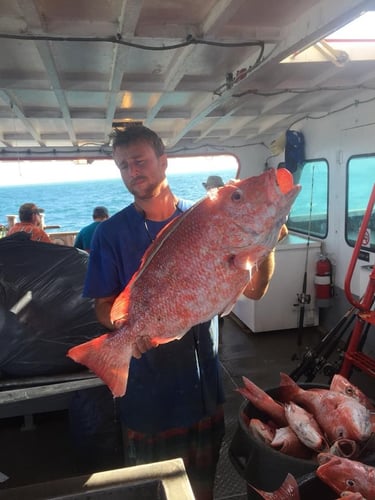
317, 453, 375, 498
68, 169, 300, 397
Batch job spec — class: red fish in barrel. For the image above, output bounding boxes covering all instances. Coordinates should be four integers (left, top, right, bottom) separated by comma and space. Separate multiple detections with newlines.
68, 169, 300, 397
284, 401, 327, 452
270, 426, 313, 459
247, 473, 300, 499
317, 453, 375, 498
330, 374, 375, 411
237, 375, 288, 427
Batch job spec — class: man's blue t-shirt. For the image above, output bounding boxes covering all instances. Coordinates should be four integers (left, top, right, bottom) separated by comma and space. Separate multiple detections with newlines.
84, 200, 224, 433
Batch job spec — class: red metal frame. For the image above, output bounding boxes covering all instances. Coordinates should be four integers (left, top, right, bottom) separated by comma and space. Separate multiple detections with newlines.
339, 184, 375, 378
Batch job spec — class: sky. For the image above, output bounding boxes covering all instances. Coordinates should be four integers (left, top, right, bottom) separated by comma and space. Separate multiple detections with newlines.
0, 155, 239, 186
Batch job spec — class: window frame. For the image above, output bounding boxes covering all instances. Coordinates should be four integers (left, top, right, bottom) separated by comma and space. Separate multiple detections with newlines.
345, 153, 375, 253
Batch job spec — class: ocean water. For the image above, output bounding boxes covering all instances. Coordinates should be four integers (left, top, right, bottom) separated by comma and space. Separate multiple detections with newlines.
0, 169, 236, 232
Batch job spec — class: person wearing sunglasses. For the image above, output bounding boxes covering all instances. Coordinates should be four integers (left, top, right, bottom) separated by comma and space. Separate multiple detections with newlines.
7, 203, 51, 243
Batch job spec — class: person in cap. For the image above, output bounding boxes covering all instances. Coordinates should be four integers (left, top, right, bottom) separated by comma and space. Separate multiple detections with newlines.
202, 175, 224, 191
74, 206, 109, 253
7, 203, 51, 243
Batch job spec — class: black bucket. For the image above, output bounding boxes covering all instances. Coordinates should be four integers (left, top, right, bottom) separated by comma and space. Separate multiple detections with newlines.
297, 472, 337, 500
228, 383, 327, 499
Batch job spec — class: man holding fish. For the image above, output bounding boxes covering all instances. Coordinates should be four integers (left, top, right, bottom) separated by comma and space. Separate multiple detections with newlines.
69, 125, 298, 499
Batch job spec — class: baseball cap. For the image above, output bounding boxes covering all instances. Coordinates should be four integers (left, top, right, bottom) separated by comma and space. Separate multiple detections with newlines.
202, 175, 224, 190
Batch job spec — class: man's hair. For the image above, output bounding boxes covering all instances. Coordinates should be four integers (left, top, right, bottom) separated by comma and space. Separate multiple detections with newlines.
19, 203, 42, 223
93, 206, 109, 219
110, 125, 165, 157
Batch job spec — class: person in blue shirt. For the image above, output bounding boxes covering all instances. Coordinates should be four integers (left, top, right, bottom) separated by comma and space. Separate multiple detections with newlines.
74, 206, 109, 252
81, 125, 277, 500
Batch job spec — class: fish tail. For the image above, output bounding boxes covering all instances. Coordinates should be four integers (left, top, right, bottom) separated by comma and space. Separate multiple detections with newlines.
67, 333, 132, 398
248, 473, 299, 499
277, 372, 300, 402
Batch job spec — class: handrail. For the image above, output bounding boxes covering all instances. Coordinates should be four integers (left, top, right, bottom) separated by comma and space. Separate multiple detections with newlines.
344, 183, 375, 311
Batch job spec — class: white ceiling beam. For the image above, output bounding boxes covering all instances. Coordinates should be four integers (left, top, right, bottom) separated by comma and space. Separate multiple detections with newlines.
105, 0, 144, 139
0, 90, 45, 146
145, 0, 245, 127
168, 0, 373, 147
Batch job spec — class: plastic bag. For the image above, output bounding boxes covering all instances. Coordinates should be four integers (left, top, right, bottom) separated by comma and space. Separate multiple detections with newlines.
0, 233, 106, 377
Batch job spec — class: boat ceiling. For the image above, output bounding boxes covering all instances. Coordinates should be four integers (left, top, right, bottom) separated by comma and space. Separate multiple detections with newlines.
0, 0, 374, 159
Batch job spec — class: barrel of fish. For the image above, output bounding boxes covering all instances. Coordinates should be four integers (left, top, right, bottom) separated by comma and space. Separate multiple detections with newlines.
228, 383, 328, 499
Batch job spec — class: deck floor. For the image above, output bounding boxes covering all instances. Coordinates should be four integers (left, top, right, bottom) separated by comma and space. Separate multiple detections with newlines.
1, 313, 371, 499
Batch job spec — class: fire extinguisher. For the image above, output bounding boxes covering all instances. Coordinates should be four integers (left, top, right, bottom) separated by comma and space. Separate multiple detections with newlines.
314, 254, 333, 306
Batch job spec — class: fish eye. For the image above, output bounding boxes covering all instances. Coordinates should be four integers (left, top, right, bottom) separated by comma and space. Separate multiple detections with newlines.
346, 479, 355, 488
231, 189, 243, 202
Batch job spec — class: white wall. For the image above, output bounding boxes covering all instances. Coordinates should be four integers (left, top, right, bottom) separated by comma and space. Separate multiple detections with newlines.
262, 98, 375, 299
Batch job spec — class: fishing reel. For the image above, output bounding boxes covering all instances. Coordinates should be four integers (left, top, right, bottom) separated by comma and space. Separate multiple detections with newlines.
295, 292, 311, 306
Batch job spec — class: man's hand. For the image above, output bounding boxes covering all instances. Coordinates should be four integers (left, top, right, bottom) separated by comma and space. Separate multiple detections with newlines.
278, 223, 288, 242
112, 318, 154, 359
132, 336, 155, 359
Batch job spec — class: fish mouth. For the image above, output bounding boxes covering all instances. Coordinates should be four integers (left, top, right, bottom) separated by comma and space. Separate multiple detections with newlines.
317, 452, 341, 466
269, 167, 302, 206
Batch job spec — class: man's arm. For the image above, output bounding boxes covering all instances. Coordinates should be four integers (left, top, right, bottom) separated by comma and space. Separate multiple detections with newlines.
242, 223, 288, 300
243, 250, 275, 300
95, 296, 117, 330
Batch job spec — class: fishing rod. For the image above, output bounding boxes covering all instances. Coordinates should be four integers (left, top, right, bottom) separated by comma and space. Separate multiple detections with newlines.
290, 305, 357, 381
295, 164, 315, 349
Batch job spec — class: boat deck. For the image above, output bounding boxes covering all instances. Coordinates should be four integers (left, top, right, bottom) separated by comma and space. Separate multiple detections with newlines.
0, 313, 365, 499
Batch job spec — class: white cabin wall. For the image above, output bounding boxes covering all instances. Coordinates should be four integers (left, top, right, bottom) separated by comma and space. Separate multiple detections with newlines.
301, 99, 375, 299
215, 100, 375, 332
264, 99, 375, 303
234, 146, 269, 179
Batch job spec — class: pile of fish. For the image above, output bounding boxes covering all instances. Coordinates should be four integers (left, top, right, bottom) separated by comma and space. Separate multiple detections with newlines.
248, 453, 375, 499
238, 374, 375, 499
237, 373, 374, 461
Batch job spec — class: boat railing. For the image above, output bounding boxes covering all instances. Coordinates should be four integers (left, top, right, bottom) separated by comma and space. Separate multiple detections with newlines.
48, 231, 78, 247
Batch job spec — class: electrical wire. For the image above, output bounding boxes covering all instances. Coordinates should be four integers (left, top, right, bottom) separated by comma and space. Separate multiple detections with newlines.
287, 94, 375, 130
233, 85, 375, 98
0, 32, 264, 51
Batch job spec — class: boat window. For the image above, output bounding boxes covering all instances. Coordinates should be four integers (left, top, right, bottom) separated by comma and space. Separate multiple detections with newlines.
167, 154, 238, 200
0, 155, 239, 234
286, 159, 329, 238
346, 154, 375, 252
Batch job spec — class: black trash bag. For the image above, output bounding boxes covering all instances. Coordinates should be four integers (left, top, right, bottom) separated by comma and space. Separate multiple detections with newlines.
0, 232, 106, 377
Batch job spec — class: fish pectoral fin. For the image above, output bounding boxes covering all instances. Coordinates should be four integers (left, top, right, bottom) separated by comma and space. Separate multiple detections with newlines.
67, 333, 132, 398
220, 301, 237, 316
110, 288, 131, 325
232, 252, 253, 271
232, 247, 269, 271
